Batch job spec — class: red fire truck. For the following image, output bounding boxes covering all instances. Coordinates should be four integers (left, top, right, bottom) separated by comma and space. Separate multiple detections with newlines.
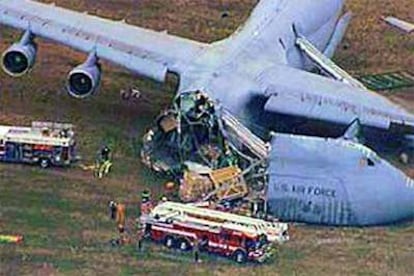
140, 201, 289, 263
0, 121, 77, 168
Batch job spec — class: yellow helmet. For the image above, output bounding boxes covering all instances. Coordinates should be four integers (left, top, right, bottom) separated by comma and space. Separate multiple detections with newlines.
165, 182, 175, 190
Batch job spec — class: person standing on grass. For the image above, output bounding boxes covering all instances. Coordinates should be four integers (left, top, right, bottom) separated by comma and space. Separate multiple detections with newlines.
193, 238, 201, 263
136, 224, 144, 252
109, 201, 127, 245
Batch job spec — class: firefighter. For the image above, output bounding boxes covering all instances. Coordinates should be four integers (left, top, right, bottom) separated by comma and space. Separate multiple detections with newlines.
100, 145, 111, 162
109, 201, 127, 245
142, 190, 151, 203
164, 181, 178, 200
136, 224, 144, 252
95, 145, 112, 178
193, 238, 201, 263
109, 200, 117, 219
116, 203, 127, 241
140, 190, 154, 216
160, 195, 168, 203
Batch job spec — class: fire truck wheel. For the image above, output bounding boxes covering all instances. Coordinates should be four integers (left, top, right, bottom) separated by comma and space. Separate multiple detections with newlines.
39, 158, 50, 169
178, 239, 191, 251
164, 236, 175, 248
233, 250, 247, 264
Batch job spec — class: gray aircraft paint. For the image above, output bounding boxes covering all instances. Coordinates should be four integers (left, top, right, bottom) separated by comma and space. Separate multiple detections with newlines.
269, 133, 414, 225
0, 0, 413, 225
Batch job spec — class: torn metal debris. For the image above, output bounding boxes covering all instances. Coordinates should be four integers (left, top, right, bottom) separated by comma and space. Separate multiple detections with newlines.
383, 16, 414, 34
179, 165, 248, 203
357, 71, 414, 91
141, 91, 269, 209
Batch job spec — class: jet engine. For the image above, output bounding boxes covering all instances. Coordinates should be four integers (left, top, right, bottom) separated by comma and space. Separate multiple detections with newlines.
67, 52, 101, 99
1, 30, 37, 77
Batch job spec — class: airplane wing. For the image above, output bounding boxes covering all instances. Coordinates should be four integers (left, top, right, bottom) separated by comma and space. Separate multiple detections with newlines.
260, 65, 414, 132
0, 0, 208, 82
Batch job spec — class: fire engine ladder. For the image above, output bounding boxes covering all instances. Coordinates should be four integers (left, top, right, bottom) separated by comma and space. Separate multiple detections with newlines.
221, 109, 269, 160
296, 36, 367, 90
160, 202, 266, 231
155, 204, 261, 235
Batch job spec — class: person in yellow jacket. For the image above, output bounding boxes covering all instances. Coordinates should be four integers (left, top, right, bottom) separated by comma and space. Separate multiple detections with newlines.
95, 145, 113, 178
109, 201, 128, 245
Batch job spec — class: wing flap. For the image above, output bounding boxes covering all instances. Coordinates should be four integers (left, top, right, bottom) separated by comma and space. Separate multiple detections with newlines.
0, 0, 207, 81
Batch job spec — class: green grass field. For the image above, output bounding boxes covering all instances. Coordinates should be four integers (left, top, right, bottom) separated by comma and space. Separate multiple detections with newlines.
0, 0, 413, 275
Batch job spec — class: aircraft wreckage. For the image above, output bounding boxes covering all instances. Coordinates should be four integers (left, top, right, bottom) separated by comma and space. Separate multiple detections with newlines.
0, 0, 413, 226
142, 92, 414, 226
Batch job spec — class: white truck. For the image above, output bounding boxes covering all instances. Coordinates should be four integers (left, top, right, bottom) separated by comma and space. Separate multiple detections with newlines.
0, 121, 77, 168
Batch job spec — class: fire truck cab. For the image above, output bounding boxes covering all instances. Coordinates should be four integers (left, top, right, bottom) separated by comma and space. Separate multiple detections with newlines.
0, 121, 77, 168
140, 201, 289, 263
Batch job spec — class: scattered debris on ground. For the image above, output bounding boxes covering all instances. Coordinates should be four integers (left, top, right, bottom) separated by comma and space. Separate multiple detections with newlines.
382, 16, 414, 34
179, 164, 248, 203
0, 234, 24, 244
357, 71, 414, 91
120, 87, 141, 101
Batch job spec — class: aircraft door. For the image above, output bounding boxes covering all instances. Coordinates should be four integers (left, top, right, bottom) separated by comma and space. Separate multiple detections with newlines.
5, 142, 21, 161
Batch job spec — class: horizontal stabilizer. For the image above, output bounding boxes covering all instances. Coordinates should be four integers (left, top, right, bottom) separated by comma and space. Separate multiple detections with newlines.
296, 35, 366, 90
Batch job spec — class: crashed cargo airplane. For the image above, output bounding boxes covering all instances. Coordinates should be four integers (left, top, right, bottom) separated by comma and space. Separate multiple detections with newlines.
0, 0, 413, 225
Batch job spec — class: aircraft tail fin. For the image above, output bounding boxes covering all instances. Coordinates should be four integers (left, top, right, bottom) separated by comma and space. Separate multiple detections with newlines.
342, 118, 363, 143
323, 12, 352, 59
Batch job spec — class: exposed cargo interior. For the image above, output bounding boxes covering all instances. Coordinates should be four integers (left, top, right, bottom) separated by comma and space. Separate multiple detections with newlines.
141, 91, 270, 207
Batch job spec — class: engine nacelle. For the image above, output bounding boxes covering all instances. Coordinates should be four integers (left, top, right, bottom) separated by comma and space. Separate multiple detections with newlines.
1, 31, 37, 77
67, 52, 101, 99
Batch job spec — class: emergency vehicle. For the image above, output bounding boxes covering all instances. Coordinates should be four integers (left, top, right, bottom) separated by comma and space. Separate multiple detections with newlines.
0, 121, 76, 168
140, 201, 289, 263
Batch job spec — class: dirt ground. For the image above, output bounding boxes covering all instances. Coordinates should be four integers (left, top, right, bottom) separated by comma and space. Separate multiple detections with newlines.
0, 0, 413, 275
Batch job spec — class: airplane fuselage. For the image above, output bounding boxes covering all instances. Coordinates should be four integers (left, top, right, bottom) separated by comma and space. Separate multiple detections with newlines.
268, 134, 414, 226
